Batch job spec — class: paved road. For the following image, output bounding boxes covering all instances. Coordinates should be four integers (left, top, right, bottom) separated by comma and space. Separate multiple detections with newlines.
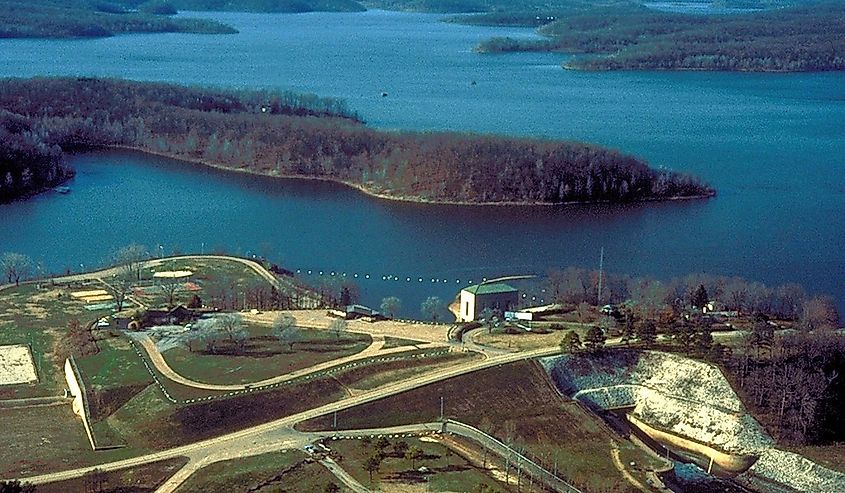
12, 345, 562, 486
132, 331, 450, 392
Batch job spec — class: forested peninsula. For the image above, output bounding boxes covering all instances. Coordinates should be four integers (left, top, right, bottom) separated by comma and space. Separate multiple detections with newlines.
474, 2, 845, 72
0, 78, 713, 205
0, 0, 236, 38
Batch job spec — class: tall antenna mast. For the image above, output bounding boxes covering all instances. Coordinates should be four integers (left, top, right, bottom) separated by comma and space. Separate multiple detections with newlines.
597, 247, 604, 306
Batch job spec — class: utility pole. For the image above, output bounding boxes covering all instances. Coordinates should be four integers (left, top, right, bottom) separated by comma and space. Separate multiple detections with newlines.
333, 410, 337, 429
439, 396, 444, 422
597, 247, 604, 306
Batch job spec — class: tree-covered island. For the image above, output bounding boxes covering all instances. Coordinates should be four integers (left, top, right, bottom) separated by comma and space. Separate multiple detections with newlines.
0, 0, 239, 38
472, 1, 845, 72
0, 78, 714, 205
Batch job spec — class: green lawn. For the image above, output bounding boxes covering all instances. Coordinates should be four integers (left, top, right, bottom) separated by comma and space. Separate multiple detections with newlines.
382, 336, 426, 349
329, 437, 513, 492
0, 404, 143, 478
337, 352, 480, 391
163, 328, 371, 385
137, 257, 274, 308
175, 450, 338, 493
0, 282, 112, 399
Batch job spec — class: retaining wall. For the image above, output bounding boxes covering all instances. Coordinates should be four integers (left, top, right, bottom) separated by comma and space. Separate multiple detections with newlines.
64, 357, 97, 450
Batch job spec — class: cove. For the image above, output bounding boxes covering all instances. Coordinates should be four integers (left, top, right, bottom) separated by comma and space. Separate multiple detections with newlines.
0, 10, 844, 315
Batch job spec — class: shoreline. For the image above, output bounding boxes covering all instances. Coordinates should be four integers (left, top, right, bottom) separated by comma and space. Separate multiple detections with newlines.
107, 145, 716, 208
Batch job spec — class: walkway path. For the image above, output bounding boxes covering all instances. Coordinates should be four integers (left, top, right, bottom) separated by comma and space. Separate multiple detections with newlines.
12, 346, 562, 487
130, 332, 449, 392
317, 457, 370, 493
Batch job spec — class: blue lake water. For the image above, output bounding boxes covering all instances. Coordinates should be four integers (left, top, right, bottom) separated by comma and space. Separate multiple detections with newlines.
1, 10, 844, 316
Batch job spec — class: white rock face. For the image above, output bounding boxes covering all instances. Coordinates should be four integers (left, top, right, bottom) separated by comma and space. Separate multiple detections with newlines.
541, 351, 845, 493
741, 449, 845, 493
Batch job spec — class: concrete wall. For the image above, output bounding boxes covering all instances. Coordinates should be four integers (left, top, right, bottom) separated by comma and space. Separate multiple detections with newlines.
64, 357, 97, 451
628, 414, 758, 473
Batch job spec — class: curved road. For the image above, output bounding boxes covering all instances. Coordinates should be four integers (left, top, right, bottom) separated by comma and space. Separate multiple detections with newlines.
1, 255, 574, 491
132, 332, 451, 392
11, 346, 563, 487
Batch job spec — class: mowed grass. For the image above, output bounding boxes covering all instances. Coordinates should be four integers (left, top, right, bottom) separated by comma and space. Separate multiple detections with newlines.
107, 375, 348, 451
0, 283, 111, 399
0, 404, 142, 478
162, 328, 371, 385
37, 457, 188, 493
137, 257, 274, 308
175, 450, 338, 493
77, 335, 154, 420
382, 336, 426, 349
336, 352, 480, 392
329, 437, 514, 492
299, 360, 645, 493
102, 348, 474, 453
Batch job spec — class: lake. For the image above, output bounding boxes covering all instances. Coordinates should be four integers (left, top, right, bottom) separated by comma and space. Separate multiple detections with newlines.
1, 10, 844, 316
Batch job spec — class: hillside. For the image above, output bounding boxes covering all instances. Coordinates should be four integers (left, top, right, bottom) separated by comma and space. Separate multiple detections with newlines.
0, 0, 237, 38
298, 359, 659, 493
542, 350, 845, 493
167, 0, 365, 12
474, 2, 845, 72
0, 77, 714, 205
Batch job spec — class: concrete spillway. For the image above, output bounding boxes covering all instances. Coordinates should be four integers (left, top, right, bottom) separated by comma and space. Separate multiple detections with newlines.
541, 350, 845, 492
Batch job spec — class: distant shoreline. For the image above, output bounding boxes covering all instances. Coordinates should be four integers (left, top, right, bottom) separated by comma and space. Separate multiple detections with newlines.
108, 145, 716, 207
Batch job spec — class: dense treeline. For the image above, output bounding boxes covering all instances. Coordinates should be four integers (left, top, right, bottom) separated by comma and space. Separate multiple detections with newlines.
0, 78, 713, 205
476, 2, 845, 72
168, 0, 365, 12
364, 0, 604, 13
727, 330, 845, 444
0, 0, 236, 38
544, 265, 842, 444
545, 266, 838, 326
0, 110, 73, 202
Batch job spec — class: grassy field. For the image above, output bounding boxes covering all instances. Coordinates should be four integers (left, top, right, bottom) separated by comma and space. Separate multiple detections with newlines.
382, 336, 426, 349
0, 404, 142, 478
162, 328, 371, 385
174, 450, 337, 493
329, 436, 515, 492
138, 257, 271, 306
106, 374, 348, 451
37, 457, 188, 493
0, 282, 112, 399
336, 351, 480, 391
77, 335, 154, 420
299, 360, 652, 493
473, 324, 592, 352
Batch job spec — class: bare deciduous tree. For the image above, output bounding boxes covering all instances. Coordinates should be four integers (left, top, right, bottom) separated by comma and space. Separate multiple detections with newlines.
112, 244, 148, 281
1, 252, 32, 285
272, 313, 299, 351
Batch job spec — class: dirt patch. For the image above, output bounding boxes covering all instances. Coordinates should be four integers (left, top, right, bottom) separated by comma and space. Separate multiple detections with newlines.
0, 344, 38, 385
